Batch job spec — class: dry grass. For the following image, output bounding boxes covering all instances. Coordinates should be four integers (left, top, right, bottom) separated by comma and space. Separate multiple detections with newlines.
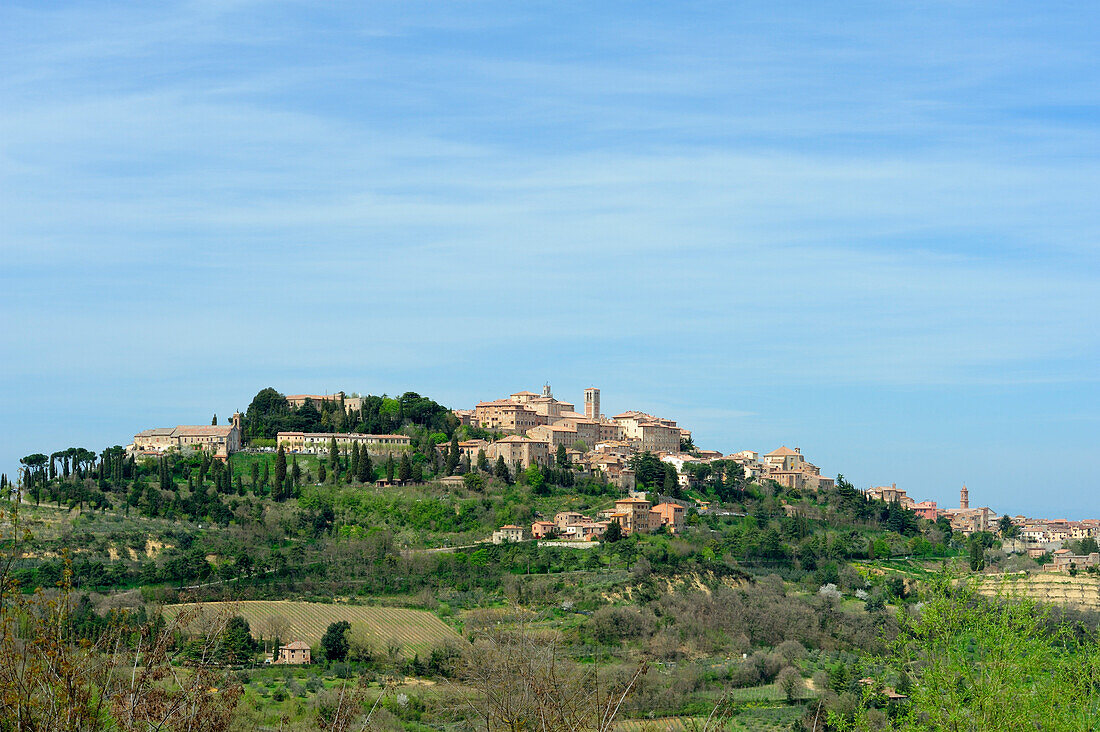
163, 600, 460, 656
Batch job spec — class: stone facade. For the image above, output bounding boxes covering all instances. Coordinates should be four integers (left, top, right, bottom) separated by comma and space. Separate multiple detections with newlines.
132, 413, 243, 459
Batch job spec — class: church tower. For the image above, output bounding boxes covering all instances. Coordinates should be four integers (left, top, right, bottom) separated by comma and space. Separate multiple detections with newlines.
960, 484, 969, 510
584, 387, 600, 421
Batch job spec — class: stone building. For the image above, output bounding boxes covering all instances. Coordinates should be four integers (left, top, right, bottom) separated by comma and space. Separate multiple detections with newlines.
275, 640, 311, 665
486, 435, 550, 470
132, 413, 243, 459
474, 400, 539, 433
492, 525, 524, 544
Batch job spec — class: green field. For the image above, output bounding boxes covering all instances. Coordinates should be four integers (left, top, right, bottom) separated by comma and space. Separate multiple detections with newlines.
613, 705, 802, 731
164, 600, 461, 656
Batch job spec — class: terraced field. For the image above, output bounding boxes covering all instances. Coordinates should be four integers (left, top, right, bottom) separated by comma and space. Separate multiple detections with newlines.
164, 600, 461, 656
971, 572, 1100, 611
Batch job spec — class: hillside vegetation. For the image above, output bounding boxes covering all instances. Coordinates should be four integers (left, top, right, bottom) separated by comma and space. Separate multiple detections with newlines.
6, 387, 1100, 730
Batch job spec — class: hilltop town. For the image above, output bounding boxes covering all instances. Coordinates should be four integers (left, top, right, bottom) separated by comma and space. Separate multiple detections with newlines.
119, 383, 1097, 572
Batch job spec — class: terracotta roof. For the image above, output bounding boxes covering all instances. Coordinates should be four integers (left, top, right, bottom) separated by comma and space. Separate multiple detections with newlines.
281, 640, 310, 649
173, 426, 233, 437
766, 446, 800, 456
510, 391, 540, 396
135, 428, 175, 437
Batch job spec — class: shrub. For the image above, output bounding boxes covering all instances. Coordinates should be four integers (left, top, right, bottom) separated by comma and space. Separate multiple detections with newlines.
586, 606, 655, 644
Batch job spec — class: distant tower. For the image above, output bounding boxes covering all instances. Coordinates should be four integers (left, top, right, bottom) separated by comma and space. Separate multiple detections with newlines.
542, 382, 553, 398
960, 484, 969, 510
584, 387, 601, 421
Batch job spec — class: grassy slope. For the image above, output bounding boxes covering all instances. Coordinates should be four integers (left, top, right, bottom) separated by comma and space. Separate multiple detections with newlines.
163, 600, 461, 656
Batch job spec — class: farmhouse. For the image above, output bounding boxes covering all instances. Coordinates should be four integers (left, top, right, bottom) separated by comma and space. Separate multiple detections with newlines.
275, 640, 311, 665
492, 525, 524, 544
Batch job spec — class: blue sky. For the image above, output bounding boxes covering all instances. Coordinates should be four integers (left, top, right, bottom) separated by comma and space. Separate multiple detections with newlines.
1, 1, 1098, 518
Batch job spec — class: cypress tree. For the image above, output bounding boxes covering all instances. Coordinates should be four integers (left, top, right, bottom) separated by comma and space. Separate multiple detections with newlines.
350, 443, 360, 479
411, 460, 423, 483
275, 445, 287, 489
385, 455, 395, 483
398, 453, 412, 483
477, 450, 489, 472
261, 462, 270, 490
250, 462, 260, 488
445, 434, 459, 476
328, 437, 338, 472
319, 463, 327, 483
358, 450, 373, 483
494, 456, 510, 483
291, 457, 301, 487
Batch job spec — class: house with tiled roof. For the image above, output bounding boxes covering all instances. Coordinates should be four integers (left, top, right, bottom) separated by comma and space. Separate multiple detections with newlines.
275, 640, 311, 665
492, 525, 524, 544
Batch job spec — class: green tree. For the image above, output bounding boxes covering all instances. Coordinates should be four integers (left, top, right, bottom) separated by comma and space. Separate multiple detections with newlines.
320, 621, 351, 662
445, 433, 460, 476
526, 464, 546, 495
358, 448, 373, 483
327, 436, 338, 474
274, 445, 287, 493
211, 414, 217, 426
969, 537, 986, 571
663, 465, 678, 497
385, 455, 395, 483
556, 444, 569, 468
477, 449, 490, 472
603, 520, 623, 543
220, 615, 255, 665
398, 453, 412, 482
876, 579, 1100, 730
494, 456, 511, 484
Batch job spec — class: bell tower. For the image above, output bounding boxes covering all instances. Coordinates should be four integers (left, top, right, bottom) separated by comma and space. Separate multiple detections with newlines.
584, 387, 600, 420
960, 484, 969, 509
